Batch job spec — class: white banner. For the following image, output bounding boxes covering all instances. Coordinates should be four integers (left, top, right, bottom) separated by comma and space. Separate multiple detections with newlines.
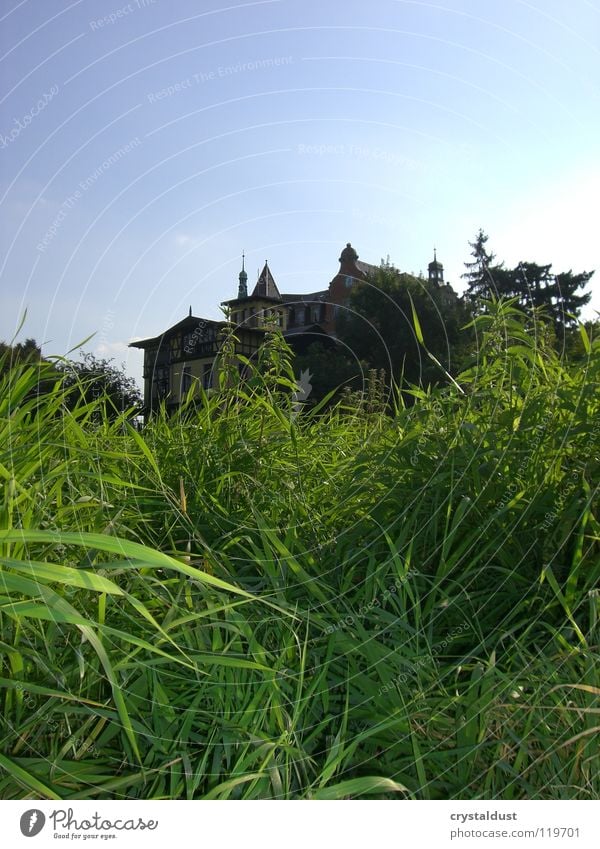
0, 800, 598, 848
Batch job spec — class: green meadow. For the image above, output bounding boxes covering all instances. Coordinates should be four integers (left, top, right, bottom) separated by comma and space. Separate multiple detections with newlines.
0, 302, 598, 799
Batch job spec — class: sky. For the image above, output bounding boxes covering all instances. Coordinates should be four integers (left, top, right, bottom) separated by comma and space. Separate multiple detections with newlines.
1, 0, 599, 385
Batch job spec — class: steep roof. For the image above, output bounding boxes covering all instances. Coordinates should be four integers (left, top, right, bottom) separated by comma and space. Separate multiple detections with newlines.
356, 260, 380, 277
280, 290, 328, 303
252, 261, 281, 300
128, 314, 222, 349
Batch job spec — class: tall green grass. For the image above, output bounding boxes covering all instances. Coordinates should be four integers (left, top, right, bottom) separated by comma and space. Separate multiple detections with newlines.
0, 303, 598, 799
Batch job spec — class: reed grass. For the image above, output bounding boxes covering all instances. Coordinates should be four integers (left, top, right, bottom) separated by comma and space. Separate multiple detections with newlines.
0, 302, 598, 799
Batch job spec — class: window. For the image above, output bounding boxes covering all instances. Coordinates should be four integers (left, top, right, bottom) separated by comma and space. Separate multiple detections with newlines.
202, 362, 212, 389
181, 366, 192, 395
154, 366, 170, 399
345, 275, 354, 288
143, 347, 158, 379
170, 335, 182, 360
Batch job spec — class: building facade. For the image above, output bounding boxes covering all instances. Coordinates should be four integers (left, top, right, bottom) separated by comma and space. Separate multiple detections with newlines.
131, 243, 455, 414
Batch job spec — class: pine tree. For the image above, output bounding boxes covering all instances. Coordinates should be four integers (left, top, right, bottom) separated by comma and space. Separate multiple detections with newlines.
461, 232, 594, 338
547, 269, 593, 337
462, 229, 503, 306
513, 262, 553, 309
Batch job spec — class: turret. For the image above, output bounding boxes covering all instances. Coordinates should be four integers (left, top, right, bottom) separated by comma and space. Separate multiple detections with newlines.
428, 248, 444, 286
238, 253, 248, 298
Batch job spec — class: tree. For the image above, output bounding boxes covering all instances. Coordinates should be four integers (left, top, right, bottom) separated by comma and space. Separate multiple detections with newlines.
55, 353, 142, 418
293, 341, 364, 405
547, 269, 593, 336
1, 339, 142, 417
462, 229, 502, 306
337, 263, 471, 396
462, 231, 594, 340
0, 337, 43, 375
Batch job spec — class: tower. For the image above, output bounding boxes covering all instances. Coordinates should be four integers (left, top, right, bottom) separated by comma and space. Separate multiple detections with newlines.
222, 257, 285, 331
238, 253, 248, 298
428, 248, 444, 286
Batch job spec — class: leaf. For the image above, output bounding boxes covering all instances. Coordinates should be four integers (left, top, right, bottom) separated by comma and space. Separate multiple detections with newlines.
578, 321, 591, 355
0, 558, 125, 595
78, 624, 141, 764
311, 776, 410, 799
408, 293, 424, 345
0, 529, 295, 618
0, 752, 61, 799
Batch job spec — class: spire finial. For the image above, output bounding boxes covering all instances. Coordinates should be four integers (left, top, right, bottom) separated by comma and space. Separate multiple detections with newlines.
238, 252, 248, 297
189, 305, 192, 316
434, 246, 437, 261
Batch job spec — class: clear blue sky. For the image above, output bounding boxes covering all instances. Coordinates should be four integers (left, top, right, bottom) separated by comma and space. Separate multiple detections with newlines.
1, 0, 599, 383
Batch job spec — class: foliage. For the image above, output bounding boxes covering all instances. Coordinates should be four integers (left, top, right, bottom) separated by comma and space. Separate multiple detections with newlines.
0, 338, 43, 376
337, 263, 472, 395
0, 304, 599, 800
461, 228, 501, 307
54, 353, 142, 419
293, 341, 364, 406
462, 231, 593, 339
0, 338, 141, 420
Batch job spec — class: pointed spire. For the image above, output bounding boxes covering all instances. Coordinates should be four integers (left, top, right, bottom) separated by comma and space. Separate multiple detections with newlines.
252, 260, 281, 300
189, 305, 192, 316
238, 252, 248, 298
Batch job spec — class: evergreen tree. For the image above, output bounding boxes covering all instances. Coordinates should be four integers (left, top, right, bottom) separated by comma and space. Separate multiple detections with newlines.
512, 262, 553, 308
462, 229, 503, 305
549, 269, 593, 335
490, 262, 592, 338
461, 232, 594, 340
